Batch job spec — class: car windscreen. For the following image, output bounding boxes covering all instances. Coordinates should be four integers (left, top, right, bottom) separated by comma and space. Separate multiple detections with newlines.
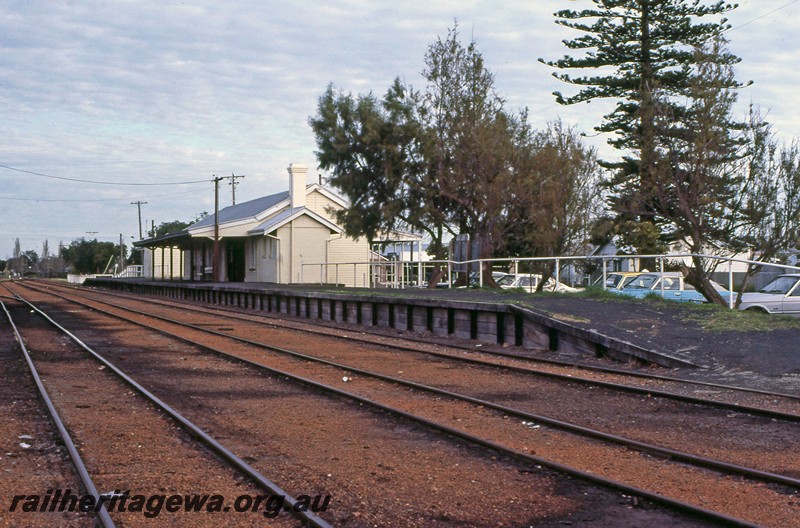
628, 275, 657, 289
758, 276, 799, 294
497, 275, 516, 286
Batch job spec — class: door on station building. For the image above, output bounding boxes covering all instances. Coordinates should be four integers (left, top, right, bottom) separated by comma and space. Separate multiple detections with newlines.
227, 238, 246, 282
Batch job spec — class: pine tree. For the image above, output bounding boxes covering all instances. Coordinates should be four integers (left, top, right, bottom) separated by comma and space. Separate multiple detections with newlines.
541, 0, 741, 223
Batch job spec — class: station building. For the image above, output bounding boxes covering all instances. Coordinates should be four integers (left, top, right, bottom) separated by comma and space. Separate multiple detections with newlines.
135, 163, 371, 286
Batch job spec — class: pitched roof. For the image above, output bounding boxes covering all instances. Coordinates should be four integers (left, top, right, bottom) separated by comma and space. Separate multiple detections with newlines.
247, 207, 342, 235
132, 230, 192, 248
189, 190, 290, 229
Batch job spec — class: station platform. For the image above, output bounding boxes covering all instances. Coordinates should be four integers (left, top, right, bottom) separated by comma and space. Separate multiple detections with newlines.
82, 278, 800, 394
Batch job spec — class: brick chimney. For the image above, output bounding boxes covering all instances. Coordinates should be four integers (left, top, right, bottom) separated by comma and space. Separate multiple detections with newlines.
288, 163, 308, 209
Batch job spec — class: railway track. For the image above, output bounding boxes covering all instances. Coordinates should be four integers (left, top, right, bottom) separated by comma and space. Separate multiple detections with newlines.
1, 281, 738, 526
0, 302, 94, 528
38, 278, 800, 411
0, 295, 330, 527
7, 280, 800, 526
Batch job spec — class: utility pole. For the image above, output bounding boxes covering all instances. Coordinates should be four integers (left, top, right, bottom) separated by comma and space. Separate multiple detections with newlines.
119, 233, 125, 274
212, 175, 224, 282
229, 173, 245, 205
210, 173, 244, 281
131, 201, 147, 239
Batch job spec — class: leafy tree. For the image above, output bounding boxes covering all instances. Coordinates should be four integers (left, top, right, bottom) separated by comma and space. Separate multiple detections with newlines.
154, 220, 192, 237
505, 121, 605, 288
39, 239, 66, 278
311, 81, 437, 241
422, 24, 528, 284
542, 0, 740, 238
310, 79, 456, 289
733, 109, 800, 304
60, 238, 122, 274
23, 250, 39, 265
313, 24, 606, 287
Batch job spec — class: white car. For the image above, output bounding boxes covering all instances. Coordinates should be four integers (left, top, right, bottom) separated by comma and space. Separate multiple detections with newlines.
739, 274, 800, 316
468, 271, 507, 286
497, 273, 579, 293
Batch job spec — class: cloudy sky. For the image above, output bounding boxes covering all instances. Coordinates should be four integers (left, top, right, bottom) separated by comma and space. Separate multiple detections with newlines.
1, 0, 797, 260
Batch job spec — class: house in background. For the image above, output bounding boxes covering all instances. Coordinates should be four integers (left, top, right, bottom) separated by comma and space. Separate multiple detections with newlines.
589, 238, 643, 274
135, 163, 371, 287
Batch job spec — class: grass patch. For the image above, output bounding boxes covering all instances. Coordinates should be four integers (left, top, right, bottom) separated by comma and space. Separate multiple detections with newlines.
551, 312, 591, 324
683, 303, 800, 332
574, 285, 628, 301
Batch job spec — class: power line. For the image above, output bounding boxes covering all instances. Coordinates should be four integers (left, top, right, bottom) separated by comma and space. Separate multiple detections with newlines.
0, 186, 210, 203
725, 0, 799, 33
0, 163, 210, 186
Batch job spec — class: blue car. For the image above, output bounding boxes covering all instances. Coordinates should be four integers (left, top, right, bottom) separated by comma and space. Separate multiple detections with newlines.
614, 272, 728, 303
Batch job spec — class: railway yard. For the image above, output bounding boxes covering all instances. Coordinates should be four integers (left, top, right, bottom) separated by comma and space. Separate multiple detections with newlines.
1, 279, 798, 527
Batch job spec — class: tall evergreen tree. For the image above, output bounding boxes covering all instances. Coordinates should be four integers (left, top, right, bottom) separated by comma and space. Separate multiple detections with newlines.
541, 0, 740, 226
652, 37, 746, 304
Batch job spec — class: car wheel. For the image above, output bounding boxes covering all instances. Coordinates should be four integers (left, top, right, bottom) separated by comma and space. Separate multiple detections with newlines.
745, 306, 769, 314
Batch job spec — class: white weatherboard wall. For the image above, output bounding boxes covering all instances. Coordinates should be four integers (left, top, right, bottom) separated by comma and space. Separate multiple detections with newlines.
143, 246, 185, 279
245, 237, 279, 283
305, 188, 370, 286
279, 215, 330, 284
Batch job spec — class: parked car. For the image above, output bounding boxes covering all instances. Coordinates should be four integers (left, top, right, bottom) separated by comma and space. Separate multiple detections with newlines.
468, 271, 508, 286
592, 271, 643, 291
738, 274, 800, 315
614, 272, 728, 303
497, 273, 580, 293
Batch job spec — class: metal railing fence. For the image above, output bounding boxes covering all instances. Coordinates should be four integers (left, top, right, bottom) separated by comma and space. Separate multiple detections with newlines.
301, 253, 800, 309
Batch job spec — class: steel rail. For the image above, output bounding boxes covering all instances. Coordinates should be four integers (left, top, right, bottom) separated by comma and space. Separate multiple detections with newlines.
174, 296, 800, 401
8, 288, 773, 527
10, 293, 332, 528
21, 284, 800, 490
1, 301, 117, 528
21, 280, 799, 424
12, 290, 763, 528
30, 279, 800, 403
